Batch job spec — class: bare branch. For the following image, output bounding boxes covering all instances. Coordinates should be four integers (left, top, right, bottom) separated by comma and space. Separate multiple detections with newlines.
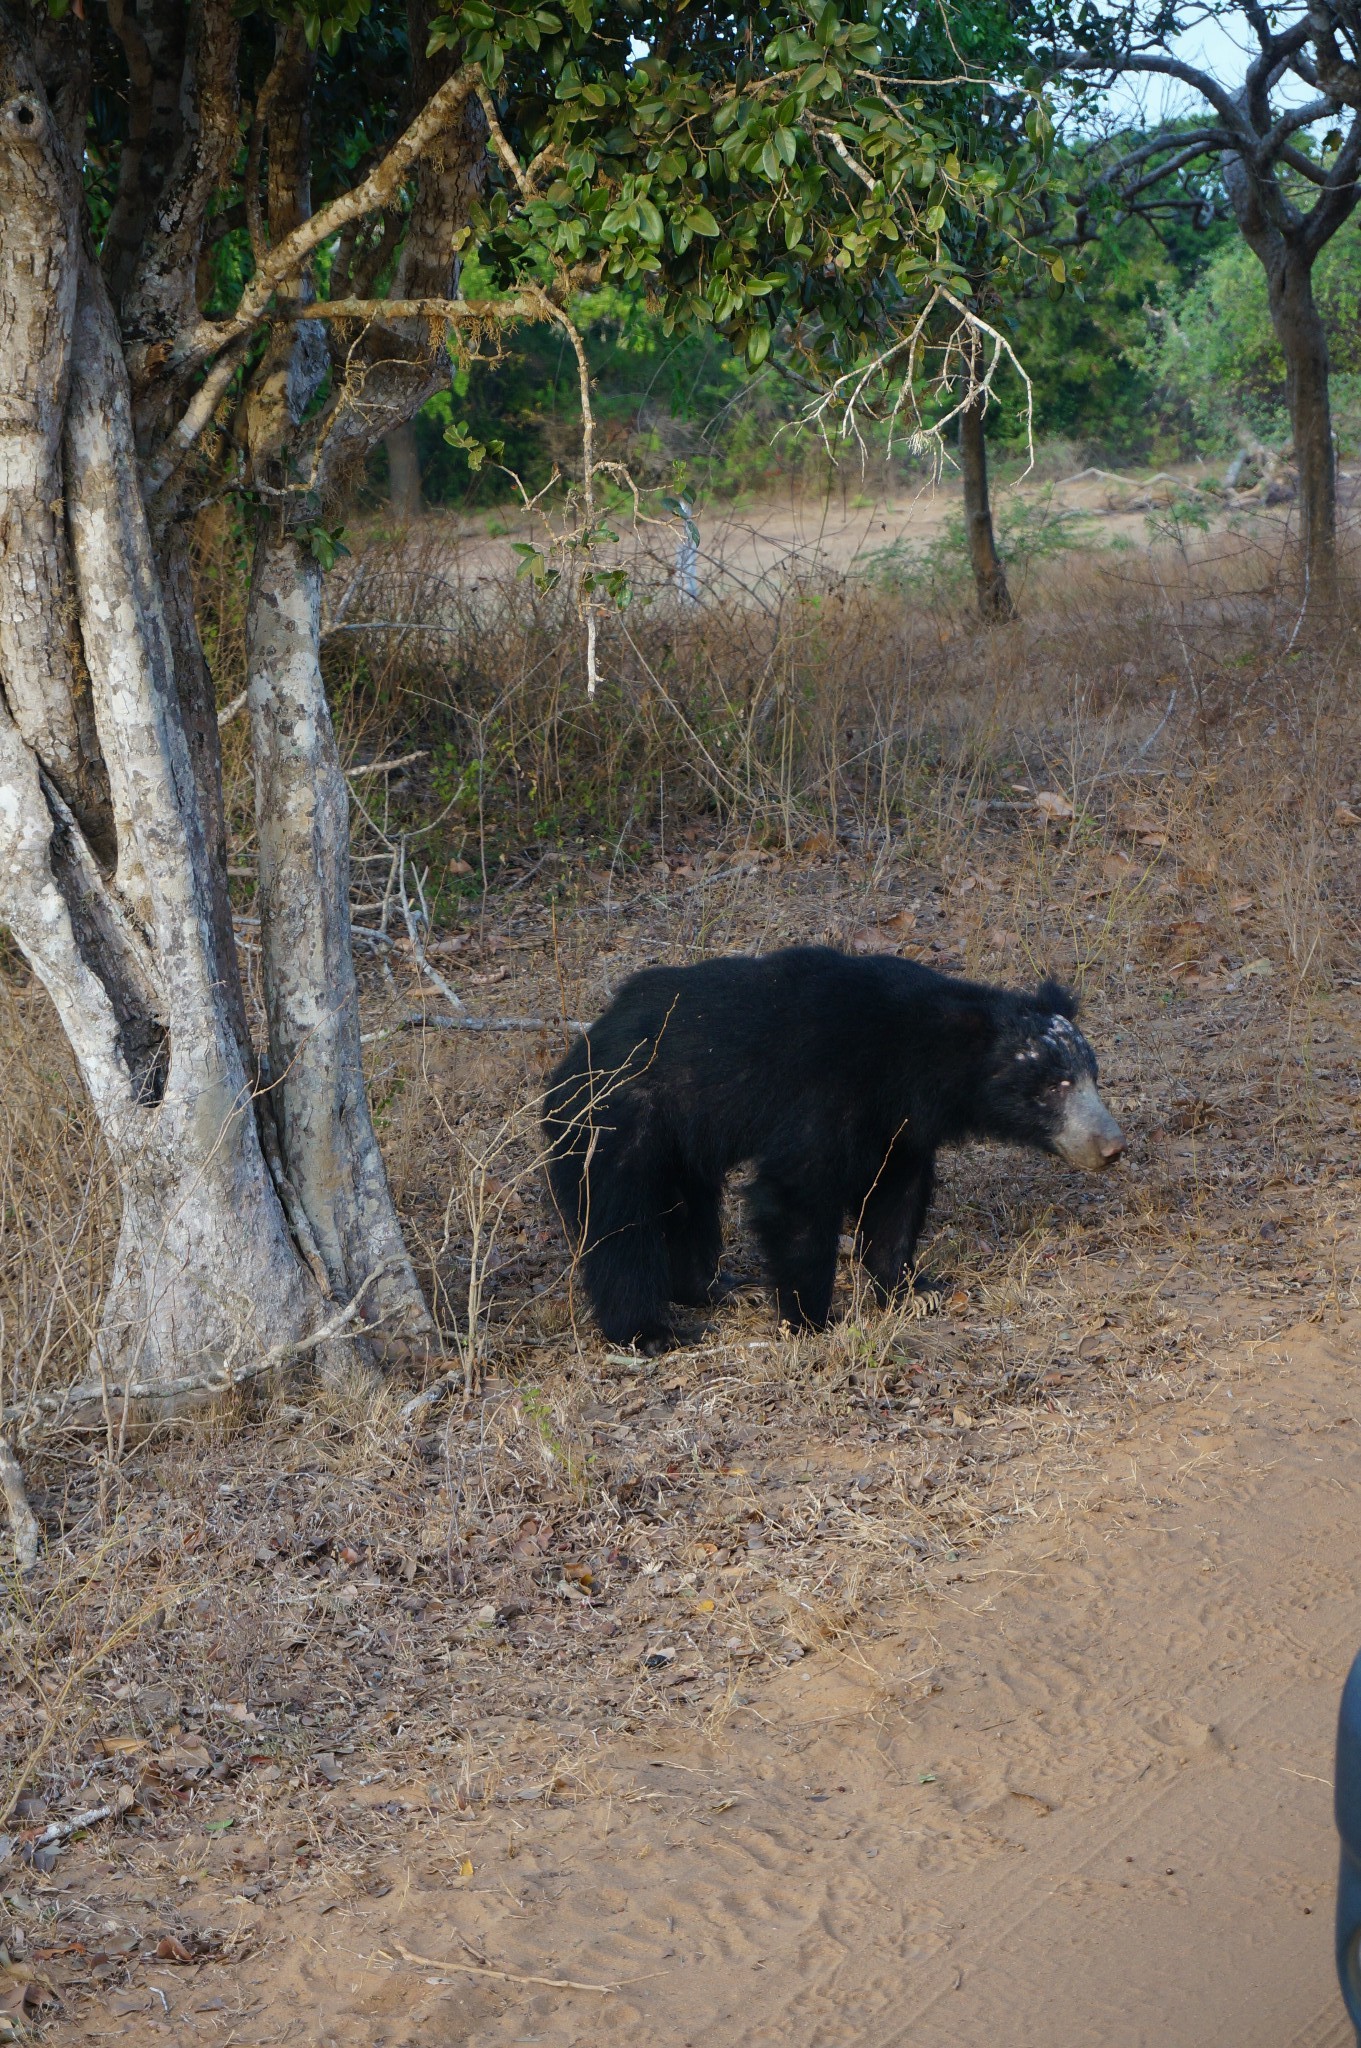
1048, 48, 1249, 132
1088, 127, 1234, 181
1258, 93, 1338, 163
1244, 16, 1314, 128
1310, 0, 1361, 104
476, 80, 532, 197
172, 63, 483, 378
825, 126, 878, 191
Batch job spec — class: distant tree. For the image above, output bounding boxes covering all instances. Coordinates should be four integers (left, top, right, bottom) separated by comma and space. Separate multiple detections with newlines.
1040, 1, 1361, 608
1141, 226, 1361, 451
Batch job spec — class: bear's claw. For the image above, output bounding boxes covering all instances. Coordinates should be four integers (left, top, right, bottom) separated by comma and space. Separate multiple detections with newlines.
904, 1288, 944, 1320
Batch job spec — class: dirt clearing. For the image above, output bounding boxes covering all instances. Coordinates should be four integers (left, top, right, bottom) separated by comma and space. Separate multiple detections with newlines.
6, 524, 1361, 2045
18, 1317, 1361, 2048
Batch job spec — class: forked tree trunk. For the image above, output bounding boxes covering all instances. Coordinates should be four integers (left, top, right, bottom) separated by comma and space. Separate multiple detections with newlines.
0, 6, 484, 1412
0, 250, 321, 1384
958, 334, 1014, 624
248, 534, 433, 1353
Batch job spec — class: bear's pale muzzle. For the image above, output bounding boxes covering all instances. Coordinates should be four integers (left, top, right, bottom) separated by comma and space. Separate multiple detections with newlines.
1053, 1075, 1126, 1171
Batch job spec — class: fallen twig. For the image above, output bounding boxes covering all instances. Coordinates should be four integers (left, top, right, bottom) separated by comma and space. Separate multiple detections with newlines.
346, 750, 429, 779
389, 1938, 619, 1995
0, 1435, 39, 1572
361, 1011, 580, 1044
29, 1790, 133, 1851
400, 1371, 463, 1424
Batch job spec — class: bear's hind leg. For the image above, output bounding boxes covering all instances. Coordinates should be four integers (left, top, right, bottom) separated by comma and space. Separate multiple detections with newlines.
747, 1175, 840, 1331
663, 1174, 724, 1306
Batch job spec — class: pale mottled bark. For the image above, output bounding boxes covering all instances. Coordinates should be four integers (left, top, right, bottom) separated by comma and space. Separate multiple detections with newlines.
0, 3, 498, 1403
55, 266, 317, 1381
0, 47, 322, 1388
248, 534, 433, 1349
0, 58, 104, 829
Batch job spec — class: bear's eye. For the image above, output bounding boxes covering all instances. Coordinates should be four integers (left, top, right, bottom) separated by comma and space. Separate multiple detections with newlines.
1057, 1078, 1072, 1091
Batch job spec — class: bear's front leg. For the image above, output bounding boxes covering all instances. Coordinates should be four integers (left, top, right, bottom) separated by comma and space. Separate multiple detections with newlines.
746, 1175, 841, 1331
855, 1149, 936, 1302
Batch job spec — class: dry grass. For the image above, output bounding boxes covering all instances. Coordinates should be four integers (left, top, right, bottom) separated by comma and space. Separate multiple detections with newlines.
4, 520, 1361, 2008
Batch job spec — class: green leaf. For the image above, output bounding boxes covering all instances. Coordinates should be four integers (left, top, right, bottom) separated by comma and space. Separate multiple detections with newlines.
746, 323, 771, 367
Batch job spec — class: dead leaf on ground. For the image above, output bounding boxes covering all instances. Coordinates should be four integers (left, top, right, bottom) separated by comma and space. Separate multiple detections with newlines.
1032, 791, 1074, 822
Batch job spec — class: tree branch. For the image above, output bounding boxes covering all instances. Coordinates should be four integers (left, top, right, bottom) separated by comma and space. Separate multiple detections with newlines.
1087, 127, 1234, 182
171, 62, 483, 378
1310, 0, 1361, 105
1258, 92, 1339, 162
1244, 16, 1314, 130
1047, 48, 1249, 131
1301, 106, 1361, 252
120, 0, 241, 415
245, 22, 301, 267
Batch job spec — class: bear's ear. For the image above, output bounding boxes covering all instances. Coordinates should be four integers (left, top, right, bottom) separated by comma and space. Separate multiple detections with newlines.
1036, 977, 1078, 1020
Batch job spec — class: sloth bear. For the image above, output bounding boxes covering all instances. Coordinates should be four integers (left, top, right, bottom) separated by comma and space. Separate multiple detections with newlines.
543, 946, 1124, 1350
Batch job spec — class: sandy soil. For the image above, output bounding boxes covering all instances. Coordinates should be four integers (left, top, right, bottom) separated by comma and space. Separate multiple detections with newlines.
331, 464, 1307, 619
29, 1312, 1360, 2048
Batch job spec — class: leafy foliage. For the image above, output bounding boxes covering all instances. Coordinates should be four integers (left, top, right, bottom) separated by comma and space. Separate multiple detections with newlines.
1138, 228, 1361, 451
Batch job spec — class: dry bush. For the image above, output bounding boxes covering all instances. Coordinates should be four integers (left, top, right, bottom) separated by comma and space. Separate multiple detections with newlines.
6, 519, 1361, 1407
0, 968, 118, 1421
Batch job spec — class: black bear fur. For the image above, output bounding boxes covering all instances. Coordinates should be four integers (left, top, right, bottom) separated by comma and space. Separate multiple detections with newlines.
543, 945, 1122, 1349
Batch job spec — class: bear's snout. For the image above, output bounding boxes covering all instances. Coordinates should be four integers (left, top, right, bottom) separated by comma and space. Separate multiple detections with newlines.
1053, 1075, 1126, 1171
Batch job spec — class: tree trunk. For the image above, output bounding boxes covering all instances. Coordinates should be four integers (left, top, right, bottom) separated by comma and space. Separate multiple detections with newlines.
0, 6, 485, 1408
0, 241, 323, 1385
958, 349, 1015, 624
247, 532, 434, 1354
1222, 138, 1341, 617
385, 421, 423, 521
1264, 241, 1337, 611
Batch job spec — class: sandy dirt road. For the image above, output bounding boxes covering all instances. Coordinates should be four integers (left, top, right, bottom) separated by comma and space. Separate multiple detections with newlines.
60, 1314, 1360, 2048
